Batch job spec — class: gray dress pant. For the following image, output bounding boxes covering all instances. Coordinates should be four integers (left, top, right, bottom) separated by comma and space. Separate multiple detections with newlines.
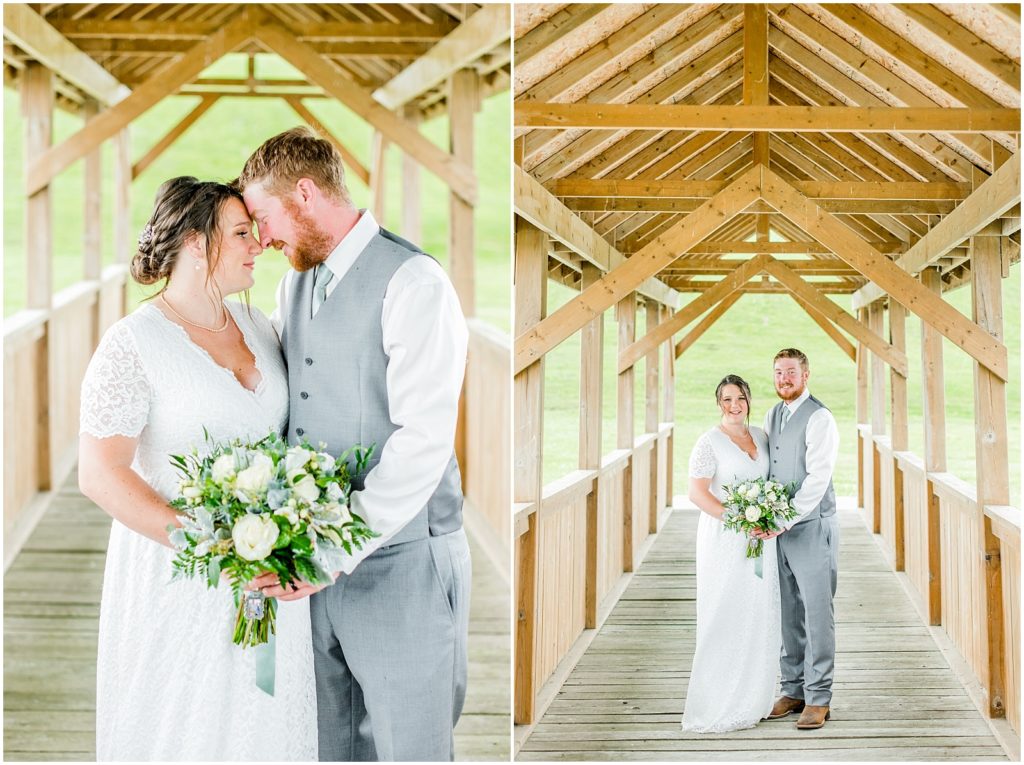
311, 528, 471, 761
776, 514, 839, 707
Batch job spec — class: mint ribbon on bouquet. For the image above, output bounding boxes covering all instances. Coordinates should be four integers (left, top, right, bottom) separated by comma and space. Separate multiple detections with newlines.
254, 634, 276, 696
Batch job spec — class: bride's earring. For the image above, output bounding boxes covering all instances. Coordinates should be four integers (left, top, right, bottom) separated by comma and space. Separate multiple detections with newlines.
194, 261, 202, 271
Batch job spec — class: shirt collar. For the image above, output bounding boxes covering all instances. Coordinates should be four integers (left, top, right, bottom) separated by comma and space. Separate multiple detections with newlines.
786, 388, 810, 414
320, 209, 380, 282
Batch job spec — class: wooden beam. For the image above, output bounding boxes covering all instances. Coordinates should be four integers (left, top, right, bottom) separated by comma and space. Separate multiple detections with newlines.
514, 165, 678, 306
764, 259, 907, 376
617, 292, 636, 573
372, 4, 508, 110
3, 4, 129, 105
284, 97, 371, 186
22, 63, 52, 309
400, 105, 421, 243
579, 265, 602, 629
853, 156, 1022, 308
27, 9, 255, 197
369, 131, 388, 223
761, 169, 1008, 381
113, 129, 131, 264
513, 218, 546, 726
674, 291, 742, 359
662, 258, 860, 276
786, 292, 856, 362
868, 303, 887, 436
515, 167, 761, 374
82, 99, 101, 282
514, 103, 1021, 132
253, 17, 477, 205
564, 197, 957, 214
448, 69, 476, 317
744, 4, 769, 164
971, 229, 1008, 718
52, 18, 456, 40
661, 303, 675, 503
132, 95, 218, 180
547, 178, 972, 200
889, 298, 908, 572
920, 268, 947, 473
623, 255, 771, 373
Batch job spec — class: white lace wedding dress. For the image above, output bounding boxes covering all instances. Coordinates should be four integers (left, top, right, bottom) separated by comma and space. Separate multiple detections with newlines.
79, 301, 317, 762
681, 426, 780, 733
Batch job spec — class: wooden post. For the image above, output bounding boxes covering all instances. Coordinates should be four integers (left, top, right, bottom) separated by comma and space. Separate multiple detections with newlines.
971, 225, 1008, 719
370, 131, 388, 225
618, 292, 636, 572
889, 299, 908, 571
645, 300, 660, 533
448, 68, 478, 317
22, 62, 53, 492
920, 266, 946, 625
401, 105, 421, 245
868, 302, 886, 533
856, 307, 869, 510
113, 128, 131, 266
661, 304, 675, 505
513, 217, 546, 725
83, 99, 102, 281
579, 263, 603, 629
744, 4, 769, 166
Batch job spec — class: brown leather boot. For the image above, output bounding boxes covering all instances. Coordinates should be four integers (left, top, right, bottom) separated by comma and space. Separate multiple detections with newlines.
764, 695, 805, 720
796, 705, 831, 729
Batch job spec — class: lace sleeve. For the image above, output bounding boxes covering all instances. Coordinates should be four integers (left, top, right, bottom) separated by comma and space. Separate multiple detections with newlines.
80, 321, 151, 438
688, 432, 717, 479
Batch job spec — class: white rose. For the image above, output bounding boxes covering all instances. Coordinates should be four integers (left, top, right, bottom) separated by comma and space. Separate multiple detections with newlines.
285, 446, 314, 474
274, 506, 300, 526
211, 454, 236, 483
324, 500, 352, 525
181, 484, 202, 499
231, 514, 279, 561
746, 485, 760, 500
318, 453, 336, 473
236, 453, 275, 494
293, 475, 321, 504
325, 482, 344, 501
744, 506, 761, 523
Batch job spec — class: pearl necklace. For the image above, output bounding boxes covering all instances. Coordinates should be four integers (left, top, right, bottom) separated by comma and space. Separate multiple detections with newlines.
160, 294, 230, 333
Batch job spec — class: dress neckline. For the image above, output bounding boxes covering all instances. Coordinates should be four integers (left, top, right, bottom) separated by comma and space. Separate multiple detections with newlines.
717, 425, 760, 462
145, 302, 266, 396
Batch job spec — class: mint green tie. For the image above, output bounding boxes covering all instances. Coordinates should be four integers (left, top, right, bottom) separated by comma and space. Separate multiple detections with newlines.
312, 264, 334, 317
780, 406, 791, 432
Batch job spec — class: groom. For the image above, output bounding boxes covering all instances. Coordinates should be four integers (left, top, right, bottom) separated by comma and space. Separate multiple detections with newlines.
237, 127, 471, 761
759, 348, 840, 730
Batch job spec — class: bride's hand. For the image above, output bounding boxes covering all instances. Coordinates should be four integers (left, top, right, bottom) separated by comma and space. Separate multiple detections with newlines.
245, 572, 280, 591
247, 570, 341, 601
752, 528, 784, 540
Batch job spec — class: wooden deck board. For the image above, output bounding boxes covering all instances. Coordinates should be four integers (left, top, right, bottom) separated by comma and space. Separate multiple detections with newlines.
3, 469, 511, 761
517, 508, 1007, 761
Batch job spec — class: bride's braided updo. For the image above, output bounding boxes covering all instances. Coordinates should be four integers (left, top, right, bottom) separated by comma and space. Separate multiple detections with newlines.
130, 176, 244, 288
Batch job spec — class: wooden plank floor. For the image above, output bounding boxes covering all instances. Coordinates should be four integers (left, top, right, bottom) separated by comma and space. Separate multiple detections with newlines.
517, 508, 1007, 761
3, 468, 511, 762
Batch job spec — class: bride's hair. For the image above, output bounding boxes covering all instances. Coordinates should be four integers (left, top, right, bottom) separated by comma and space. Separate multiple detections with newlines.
131, 176, 243, 291
715, 374, 752, 423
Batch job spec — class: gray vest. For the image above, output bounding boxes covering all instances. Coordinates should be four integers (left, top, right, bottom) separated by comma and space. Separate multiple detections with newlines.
767, 394, 836, 523
281, 228, 464, 545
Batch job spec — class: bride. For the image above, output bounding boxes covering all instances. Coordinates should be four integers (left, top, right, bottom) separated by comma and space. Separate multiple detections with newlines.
680, 374, 780, 733
77, 177, 317, 761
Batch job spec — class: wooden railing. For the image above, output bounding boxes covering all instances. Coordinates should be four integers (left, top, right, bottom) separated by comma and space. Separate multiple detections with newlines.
3, 265, 128, 568
461, 320, 511, 560
859, 425, 1020, 735
514, 423, 673, 724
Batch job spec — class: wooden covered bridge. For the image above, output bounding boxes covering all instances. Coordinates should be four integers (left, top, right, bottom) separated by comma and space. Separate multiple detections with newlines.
512, 3, 1020, 760
3, 4, 510, 760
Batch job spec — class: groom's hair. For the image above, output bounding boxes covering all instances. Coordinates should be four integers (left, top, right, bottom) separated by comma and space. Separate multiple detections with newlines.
774, 348, 809, 371
235, 126, 352, 206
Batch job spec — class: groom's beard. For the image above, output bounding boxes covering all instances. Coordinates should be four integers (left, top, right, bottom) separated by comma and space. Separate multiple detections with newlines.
279, 200, 334, 272
775, 381, 805, 402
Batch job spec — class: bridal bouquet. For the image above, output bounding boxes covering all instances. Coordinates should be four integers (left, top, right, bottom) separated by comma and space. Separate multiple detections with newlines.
167, 429, 377, 649
720, 477, 798, 577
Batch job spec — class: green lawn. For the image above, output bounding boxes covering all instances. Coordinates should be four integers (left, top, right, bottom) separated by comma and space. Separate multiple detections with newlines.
4, 53, 510, 330
542, 266, 1021, 506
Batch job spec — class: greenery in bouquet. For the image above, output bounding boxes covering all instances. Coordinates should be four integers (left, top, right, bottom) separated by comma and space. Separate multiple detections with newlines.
720, 477, 798, 560
167, 429, 377, 647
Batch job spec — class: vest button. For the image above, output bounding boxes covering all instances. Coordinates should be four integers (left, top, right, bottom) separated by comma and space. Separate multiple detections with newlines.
775, 446, 779, 450
305, 357, 313, 366
300, 392, 309, 400
296, 428, 305, 436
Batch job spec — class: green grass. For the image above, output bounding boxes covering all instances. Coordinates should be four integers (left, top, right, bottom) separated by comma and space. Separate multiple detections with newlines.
4, 52, 509, 329
542, 267, 1021, 506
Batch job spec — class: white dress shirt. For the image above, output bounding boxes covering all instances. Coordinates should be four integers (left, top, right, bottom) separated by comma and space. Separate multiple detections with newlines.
272, 210, 469, 573
763, 388, 840, 529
